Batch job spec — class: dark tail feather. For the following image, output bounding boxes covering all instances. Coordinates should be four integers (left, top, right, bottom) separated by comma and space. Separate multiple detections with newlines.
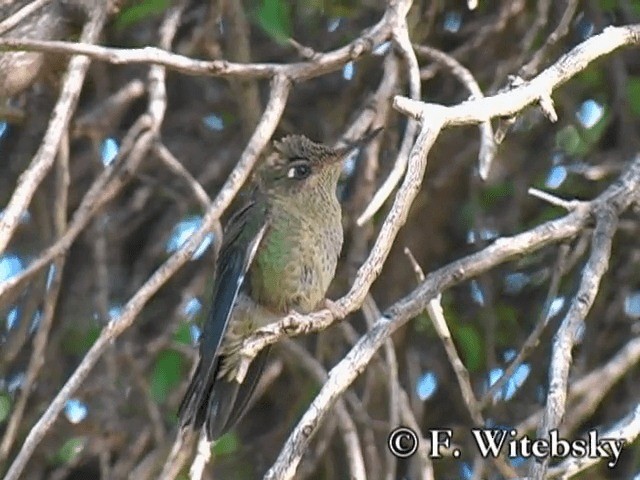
177, 357, 219, 432
178, 348, 271, 441
205, 347, 271, 440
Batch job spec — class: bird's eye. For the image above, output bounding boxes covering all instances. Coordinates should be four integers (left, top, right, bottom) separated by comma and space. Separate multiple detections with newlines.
286, 163, 311, 179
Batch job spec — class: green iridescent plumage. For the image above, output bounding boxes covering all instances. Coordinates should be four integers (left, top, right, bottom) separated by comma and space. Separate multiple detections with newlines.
178, 134, 352, 440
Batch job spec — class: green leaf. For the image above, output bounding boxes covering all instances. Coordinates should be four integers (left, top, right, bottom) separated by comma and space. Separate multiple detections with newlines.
580, 107, 609, 144
221, 111, 237, 125
116, 0, 170, 30
480, 181, 514, 209
150, 349, 184, 404
626, 77, 640, 117
413, 312, 433, 333
0, 394, 11, 423
555, 104, 609, 158
598, 0, 618, 11
575, 66, 604, 90
62, 325, 101, 355
458, 202, 475, 229
173, 322, 192, 345
555, 125, 583, 155
212, 431, 240, 456
55, 437, 86, 465
495, 305, 519, 346
453, 324, 483, 372
256, 0, 292, 43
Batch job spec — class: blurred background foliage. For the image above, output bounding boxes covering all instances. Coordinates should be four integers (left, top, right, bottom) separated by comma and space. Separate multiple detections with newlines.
1, 0, 640, 478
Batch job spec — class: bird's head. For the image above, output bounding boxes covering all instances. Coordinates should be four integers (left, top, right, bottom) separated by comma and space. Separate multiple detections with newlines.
258, 135, 348, 196
257, 129, 382, 198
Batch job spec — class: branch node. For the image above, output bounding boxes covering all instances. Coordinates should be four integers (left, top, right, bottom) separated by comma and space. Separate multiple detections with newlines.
538, 93, 558, 122
349, 37, 373, 59
287, 38, 317, 60
528, 187, 584, 211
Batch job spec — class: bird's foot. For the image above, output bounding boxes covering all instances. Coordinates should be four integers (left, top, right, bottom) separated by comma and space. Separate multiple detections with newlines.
324, 298, 347, 319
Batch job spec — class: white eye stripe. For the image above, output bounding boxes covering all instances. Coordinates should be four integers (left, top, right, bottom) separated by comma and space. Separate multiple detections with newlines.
286, 163, 311, 179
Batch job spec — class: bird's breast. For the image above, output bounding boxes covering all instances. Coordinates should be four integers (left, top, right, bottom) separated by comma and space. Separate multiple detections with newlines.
249, 200, 343, 314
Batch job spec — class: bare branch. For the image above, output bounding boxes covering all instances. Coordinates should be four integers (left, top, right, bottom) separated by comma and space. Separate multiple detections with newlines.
0, 5, 107, 254
238, 119, 444, 382
0, 0, 52, 36
547, 405, 640, 479
415, 44, 496, 180
0, 130, 69, 462
396, 25, 640, 125
265, 155, 640, 480
0, 7, 395, 82
281, 340, 366, 480
238, 23, 640, 379
530, 206, 620, 479
528, 187, 585, 211
519, 0, 580, 79
356, 6, 420, 226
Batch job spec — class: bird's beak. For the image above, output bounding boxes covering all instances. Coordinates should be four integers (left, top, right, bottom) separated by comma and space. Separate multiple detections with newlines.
331, 126, 384, 164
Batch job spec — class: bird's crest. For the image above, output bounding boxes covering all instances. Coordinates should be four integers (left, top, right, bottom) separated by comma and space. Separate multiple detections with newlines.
271, 135, 338, 166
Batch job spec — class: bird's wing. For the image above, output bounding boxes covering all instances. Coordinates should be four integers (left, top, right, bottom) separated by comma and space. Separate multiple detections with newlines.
200, 197, 268, 360
178, 194, 268, 429
205, 345, 271, 439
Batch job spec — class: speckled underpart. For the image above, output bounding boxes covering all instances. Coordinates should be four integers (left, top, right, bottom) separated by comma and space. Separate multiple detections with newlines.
179, 134, 349, 439
222, 136, 344, 380
250, 186, 343, 314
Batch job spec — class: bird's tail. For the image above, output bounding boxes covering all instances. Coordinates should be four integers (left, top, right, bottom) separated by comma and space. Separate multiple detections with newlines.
178, 347, 271, 441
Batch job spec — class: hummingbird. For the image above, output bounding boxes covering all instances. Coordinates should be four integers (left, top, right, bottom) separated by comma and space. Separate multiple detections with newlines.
178, 130, 379, 441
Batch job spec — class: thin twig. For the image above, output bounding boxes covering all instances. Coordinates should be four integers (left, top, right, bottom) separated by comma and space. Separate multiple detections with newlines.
427, 295, 484, 425
530, 205, 621, 479
480, 243, 570, 409
111, 429, 152, 478
0, 5, 107, 254
152, 142, 213, 211
516, 336, 640, 434
0, 7, 393, 82
158, 429, 194, 480
565, 336, 640, 434
74, 79, 146, 139
224, 0, 261, 135
237, 24, 640, 377
264, 156, 640, 480
547, 405, 640, 479
361, 295, 399, 480
0, 130, 69, 462
189, 432, 211, 480
420, 0, 526, 80
528, 187, 585, 211
281, 340, 366, 480
0, 0, 52, 36
519, 0, 580, 79
415, 44, 496, 179
357, 4, 420, 226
